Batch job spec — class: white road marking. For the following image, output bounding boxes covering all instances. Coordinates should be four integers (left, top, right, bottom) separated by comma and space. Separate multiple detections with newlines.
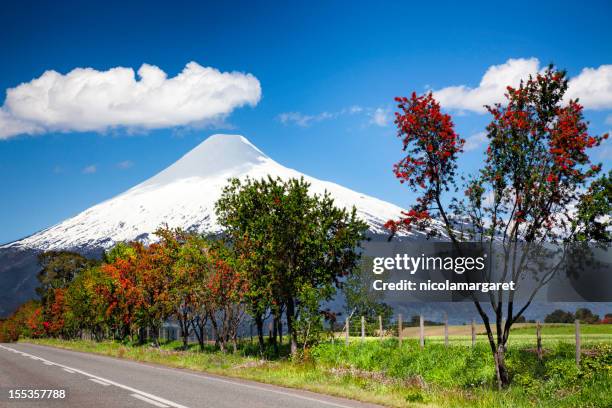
110, 355, 363, 408
63, 368, 75, 374
89, 378, 111, 386
131, 393, 170, 407
0, 345, 190, 408
43, 361, 53, 365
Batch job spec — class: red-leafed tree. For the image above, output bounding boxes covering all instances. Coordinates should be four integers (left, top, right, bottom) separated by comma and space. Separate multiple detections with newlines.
44, 288, 67, 337
99, 255, 143, 339
171, 231, 208, 350
0, 301, 45, 341
385, 92, 465, 238
388, 66, 608, 387
133, 236, 176, 345
25, 304, 45, 338
203, 246, 248, 353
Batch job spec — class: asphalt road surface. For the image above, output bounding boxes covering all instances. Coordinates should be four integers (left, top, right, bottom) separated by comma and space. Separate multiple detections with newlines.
0, 343, 383, 408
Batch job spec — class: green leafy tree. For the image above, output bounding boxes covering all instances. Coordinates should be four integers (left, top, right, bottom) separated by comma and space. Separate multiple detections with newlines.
544, 309, 575, 323
36, 251, 94, 306
572, 171, 611, 242
63, 265, 113, 340
293, 283, 332, 352
575, 307, 600, 323
343, 258, 393, 329
216, 177, 279, 352
172, 232, 212, 350
217, 176, 368, 355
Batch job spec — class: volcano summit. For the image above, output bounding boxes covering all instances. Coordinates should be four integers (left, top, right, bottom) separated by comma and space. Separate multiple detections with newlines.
5, 134, 406, 251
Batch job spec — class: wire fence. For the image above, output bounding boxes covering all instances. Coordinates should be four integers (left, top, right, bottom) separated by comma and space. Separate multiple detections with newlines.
113, 313, 590, 366
337, 314, 586, 365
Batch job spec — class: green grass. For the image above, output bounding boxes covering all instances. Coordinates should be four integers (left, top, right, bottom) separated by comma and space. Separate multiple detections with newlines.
344, 323, 612, 348
23, 328, 612, 408
509, 323, 612, 336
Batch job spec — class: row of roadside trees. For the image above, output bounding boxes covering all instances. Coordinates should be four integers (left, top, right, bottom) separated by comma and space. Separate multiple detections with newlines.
0, 177, 368, 356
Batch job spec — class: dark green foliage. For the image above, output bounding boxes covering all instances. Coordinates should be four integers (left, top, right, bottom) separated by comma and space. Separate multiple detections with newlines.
575, 308, 600, 324
544, 308, 601, 324
572, 171, 612, 242
343, 258, 393, 327
36, 251, 95, 306
544, 309, 575, 323
216, 176, 368, 354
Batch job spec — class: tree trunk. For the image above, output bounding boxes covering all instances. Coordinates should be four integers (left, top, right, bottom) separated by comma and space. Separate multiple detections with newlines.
286, 298, 298, 355
138, 327, 146, 344
120, 324, 130, 341
278, 319, 283, 345
495, 344, 510, 388
181, 324, 189, 349
271, 314, 279, 354
193, 316, 207, 351
151, 323, 160, 346
472, 300, 511, 388
209, 316, 223, 352
255, 314, 265, 353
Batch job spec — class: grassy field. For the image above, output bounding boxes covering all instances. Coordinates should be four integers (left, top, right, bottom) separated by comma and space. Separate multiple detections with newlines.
24, 324, 612, 408
383, 323, 612, 347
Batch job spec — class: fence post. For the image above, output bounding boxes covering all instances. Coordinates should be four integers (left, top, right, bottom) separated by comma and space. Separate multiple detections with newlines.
575, 319, 581, 366
444, 313, 449, 347
361, 316, 365, 343
419, 314, 424, 349
471, 319, 476, 347
379, 315, 383, 341
536, 321, 542, 360
345, 317, 350, 346
398, 314, 403, 347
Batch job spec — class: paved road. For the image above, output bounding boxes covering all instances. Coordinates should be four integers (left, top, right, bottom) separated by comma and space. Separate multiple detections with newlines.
0, 343, 382, 408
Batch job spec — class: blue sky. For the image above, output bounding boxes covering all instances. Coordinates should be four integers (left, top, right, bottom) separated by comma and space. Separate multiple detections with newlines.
1, 1, 611, 244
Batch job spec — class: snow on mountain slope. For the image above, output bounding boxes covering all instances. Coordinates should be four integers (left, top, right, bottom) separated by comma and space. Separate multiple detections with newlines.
6, 134, 409, 251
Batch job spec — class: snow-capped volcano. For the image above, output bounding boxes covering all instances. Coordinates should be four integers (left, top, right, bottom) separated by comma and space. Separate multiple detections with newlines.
7, 134, 406, 251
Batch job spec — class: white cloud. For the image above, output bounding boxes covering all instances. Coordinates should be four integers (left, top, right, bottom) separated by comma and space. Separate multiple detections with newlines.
565, 65, 612, 109
433, 58, 540, 113
278, 105, 391, 128
0, 110, 44, 139
370, 107, 391, 127
464, 131, 488, 151
0, 62, 261, 139
277, 106, 366, 127
116, 160, 133, 169
82, 165, 97, 174
434, 58, 612, 113
278, 111, 335, 127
